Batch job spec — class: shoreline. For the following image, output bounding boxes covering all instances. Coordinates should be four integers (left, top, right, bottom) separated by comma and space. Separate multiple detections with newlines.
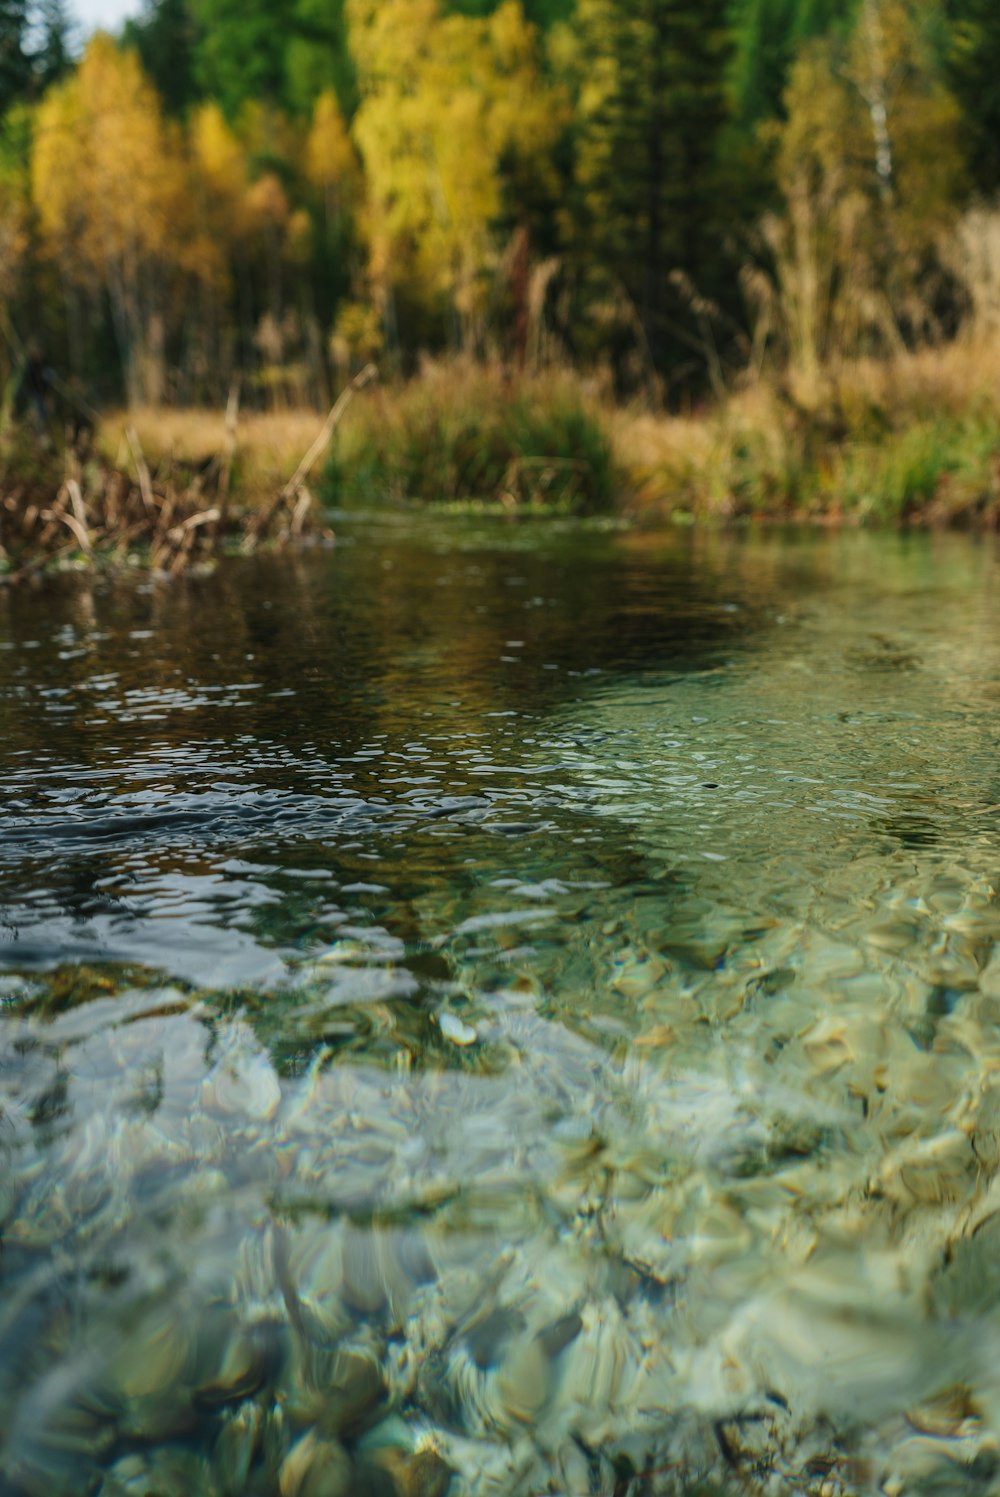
4, 345, 999, 581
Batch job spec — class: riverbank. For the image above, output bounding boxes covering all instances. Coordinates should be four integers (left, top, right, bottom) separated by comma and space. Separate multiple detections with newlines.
0, 370, 379, 580
0, 415, 325, 582
97, 341, 1000, 528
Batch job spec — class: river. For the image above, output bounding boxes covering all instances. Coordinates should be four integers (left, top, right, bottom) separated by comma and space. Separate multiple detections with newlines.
2, 517, 999, 1496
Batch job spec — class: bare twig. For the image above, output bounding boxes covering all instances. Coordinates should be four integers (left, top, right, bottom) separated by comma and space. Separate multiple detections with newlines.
217, 381, 240, 514
168, 507, 221, 541
55, 509, 92, 554
283, 364, 378, 499
289, 487, 312, 537
125, 425, 156, 515
66, 479, 90, 548
245, 363, 377, 547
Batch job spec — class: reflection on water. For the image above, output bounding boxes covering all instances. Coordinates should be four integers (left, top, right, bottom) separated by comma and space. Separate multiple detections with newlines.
3, 522, 1000, 1493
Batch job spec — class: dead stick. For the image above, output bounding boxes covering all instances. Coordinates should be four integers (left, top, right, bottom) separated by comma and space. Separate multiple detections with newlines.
167, 507, 220, 542
282, 363, 377, 500
125, 425, 156, 515
66, 478, 91, 549
217, 381, 240, 514
247, 363, 377, 543
55, 510, 92, 555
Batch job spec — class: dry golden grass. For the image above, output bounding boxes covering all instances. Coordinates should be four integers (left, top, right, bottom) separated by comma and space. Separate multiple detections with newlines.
97, 407, 326, 504
828, 339, 1000, 418
93, 337, 1000, 525
607, 340, 1000, 520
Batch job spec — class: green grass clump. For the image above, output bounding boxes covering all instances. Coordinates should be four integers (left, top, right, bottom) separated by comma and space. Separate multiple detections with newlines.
832, 415, 1000, 522
326, 368, 619, 514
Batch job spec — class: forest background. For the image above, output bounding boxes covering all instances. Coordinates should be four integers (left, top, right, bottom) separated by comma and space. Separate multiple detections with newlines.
3, 0, 1000, 520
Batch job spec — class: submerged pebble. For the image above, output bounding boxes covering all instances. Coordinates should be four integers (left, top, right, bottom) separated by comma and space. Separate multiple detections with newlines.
8, 539, 1000, 1497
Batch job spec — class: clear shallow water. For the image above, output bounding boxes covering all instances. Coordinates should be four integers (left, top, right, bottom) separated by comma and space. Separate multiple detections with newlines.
3, 522, 1000, 1494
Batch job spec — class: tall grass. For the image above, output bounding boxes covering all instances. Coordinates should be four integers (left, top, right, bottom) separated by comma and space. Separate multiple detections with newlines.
99, 332, 1000, 528
608, 341, 1000, 526
98, 408, 323, 503
325, 363, 618, 514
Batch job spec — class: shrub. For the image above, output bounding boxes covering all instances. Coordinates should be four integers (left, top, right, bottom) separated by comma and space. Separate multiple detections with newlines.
325, 365, 618, 514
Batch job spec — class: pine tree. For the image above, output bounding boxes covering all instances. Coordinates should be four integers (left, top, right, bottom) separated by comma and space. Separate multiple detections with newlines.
0, 0, 31, 114
729, 0, 857, 124
942, 0, 1000, 194
573, 0, 733, 379
123, 0, 200, 117
33, 0, 72, 91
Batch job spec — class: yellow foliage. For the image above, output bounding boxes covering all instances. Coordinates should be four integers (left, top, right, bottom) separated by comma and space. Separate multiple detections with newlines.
191, 102, 248, 212
32, 36, 188, 288
305, 89, 357, 197
285, 207, 313, 264
189, 103, 302, 269
348, 0, 564, 335
758, 0, 966, 389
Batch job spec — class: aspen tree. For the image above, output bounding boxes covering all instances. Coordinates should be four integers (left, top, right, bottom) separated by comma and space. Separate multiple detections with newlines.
31, 36, 194, 403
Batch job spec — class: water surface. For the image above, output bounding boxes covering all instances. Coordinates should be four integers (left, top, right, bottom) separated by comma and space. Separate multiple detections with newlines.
3, 520, 1000, 1495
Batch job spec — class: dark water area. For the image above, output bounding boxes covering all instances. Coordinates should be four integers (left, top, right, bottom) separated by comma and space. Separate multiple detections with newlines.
3, 518, 1000, 1495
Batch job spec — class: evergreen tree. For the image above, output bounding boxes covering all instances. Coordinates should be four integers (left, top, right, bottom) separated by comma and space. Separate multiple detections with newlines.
188, 0, 355, 118
282, 0, 357, 117
123, 0, 200, 117
446, 0, 573, 28
942, 0, 1000, 195
190, 0, 287, 115
33, 0, 72, 91
0, 0, 31, 114
729, 0, 856, 123
573, 0, 733, 381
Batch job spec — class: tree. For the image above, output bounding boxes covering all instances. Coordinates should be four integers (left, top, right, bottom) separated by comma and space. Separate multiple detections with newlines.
0, 0, 73, 114
33, 0, 72, 90
0, 0, 31, 115
31, 35, 198, 402
729, 0, 856, 124
754, 0, 964, 388
185, 0, 356, 119
123, 0, 200, 116
570, 0, 734, 384
283, 0, 357, 117
348, 0, 562, 351
942, 0, 1000, 196
189, 0, 286, 115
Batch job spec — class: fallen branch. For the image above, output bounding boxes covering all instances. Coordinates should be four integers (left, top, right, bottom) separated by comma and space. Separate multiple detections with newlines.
244, 364, 377, 547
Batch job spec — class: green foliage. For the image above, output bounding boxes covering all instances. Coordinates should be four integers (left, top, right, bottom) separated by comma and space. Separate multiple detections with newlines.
835, 414, 1000, 521
188, 0, 286, 114
0, 0, 70, 113
123, 0, 200, 116
728, 0, 856, 123
326, 370, 618, 512
447, 0, 574, 27
125, 0, 357, 119
615, 374, 1000, 526
942, 0, 1000, 195
568, 0, 735, 381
